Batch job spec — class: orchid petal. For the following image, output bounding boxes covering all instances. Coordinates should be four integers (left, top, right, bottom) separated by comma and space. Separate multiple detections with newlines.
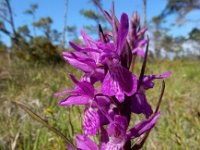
100, 127, 109, 145
63, 52, 96, 72
143, 72, 172, 89
80, 30, 98, 48
69, 42, 101, 53
107, 115, 128, 137
66, 144, 74, 150
83, 108, 100, 136
131, 92, 153, 118
116, 13, 129, 55
127, 112, 160, 139
102, 64, 138, 102
58, 95, 89, 106
69, 74, 95, 98
132, 48, 145, 57
54, 89, 77, 96
76, 134, 99, 150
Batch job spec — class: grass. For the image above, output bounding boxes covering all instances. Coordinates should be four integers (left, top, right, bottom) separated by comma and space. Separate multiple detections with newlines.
0, 56, 200, 150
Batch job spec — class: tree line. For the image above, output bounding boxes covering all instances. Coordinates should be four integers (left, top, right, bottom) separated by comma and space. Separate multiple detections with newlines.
0, 0, 200, 64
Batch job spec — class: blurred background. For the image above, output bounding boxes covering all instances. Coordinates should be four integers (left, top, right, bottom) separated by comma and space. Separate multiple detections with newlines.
0, 0, 200, 149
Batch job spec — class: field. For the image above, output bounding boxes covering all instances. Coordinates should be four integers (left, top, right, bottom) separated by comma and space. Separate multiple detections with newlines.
0, 55, 200, 150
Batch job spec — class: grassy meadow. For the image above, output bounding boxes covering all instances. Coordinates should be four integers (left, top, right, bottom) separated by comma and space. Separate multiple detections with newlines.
0, 55, 200, 150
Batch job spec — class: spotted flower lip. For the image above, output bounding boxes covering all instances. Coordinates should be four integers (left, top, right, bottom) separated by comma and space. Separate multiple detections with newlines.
102, 64, 138, 102
83, 108, 100, 136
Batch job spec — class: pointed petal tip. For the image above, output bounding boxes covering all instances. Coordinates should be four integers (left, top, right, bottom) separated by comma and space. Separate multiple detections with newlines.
58, 100, 66, 106
163, 71, 172, 77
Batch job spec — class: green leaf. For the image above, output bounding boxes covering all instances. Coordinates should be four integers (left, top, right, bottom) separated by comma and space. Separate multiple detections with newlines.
13, 101, 76, 149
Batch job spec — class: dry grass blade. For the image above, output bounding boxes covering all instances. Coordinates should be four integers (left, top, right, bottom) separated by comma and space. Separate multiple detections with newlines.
12, 101, 76, 149
11, 131, 20, 150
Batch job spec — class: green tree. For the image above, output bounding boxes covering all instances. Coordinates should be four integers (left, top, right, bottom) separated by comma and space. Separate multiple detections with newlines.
189, 28, 200, 42
80, 0, 106, 34
24, 3, 38, 36
0, 0, 18, 47
151, 16, 168, 58
160, 0, 200, 25
17, 25, 31, 39
33, 17, 53, 41
188, 28, 200, 59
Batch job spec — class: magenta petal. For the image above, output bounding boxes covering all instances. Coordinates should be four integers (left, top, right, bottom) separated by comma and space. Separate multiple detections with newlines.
77, 81, 95, 97
70, 74, 95, 98
83, 67, 105, 84
102, 65, 137, 102
116, 13, 129, 55
107, 115, 128, 137
143, 72, 172, 89
63, 52, 96, 72
80, 30, 98, 48
76, 134, 99, 150
69, 42, 101, 53
158, 72, 172, 78
114, 115, 128, 130
98, 110, 109, 126
126, 112, 160, 139
102, 70, 124, 102
100, 127, 109, 143
100, 127, 109, 150
132, 48, 145, 57
54, 89, 76, 96
105, 138, 126, 150
131, 92, 153, 118
83, 108, 100, 136
58, 95, 89, 106
122, 68, 138, 96
138, 39, 148, 47
66, 144, 74, 150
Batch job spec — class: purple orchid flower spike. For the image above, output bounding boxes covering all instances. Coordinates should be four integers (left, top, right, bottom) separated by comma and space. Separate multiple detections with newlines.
100, 13, 138, 102
128, 12, 148, 59
55, 1, 171, 149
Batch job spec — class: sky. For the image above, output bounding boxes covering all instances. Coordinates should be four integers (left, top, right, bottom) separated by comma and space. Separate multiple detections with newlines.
1, 0, 200, 46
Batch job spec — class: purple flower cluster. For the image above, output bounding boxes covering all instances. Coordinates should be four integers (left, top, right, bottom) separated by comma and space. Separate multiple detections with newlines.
55, 3, 171, 150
